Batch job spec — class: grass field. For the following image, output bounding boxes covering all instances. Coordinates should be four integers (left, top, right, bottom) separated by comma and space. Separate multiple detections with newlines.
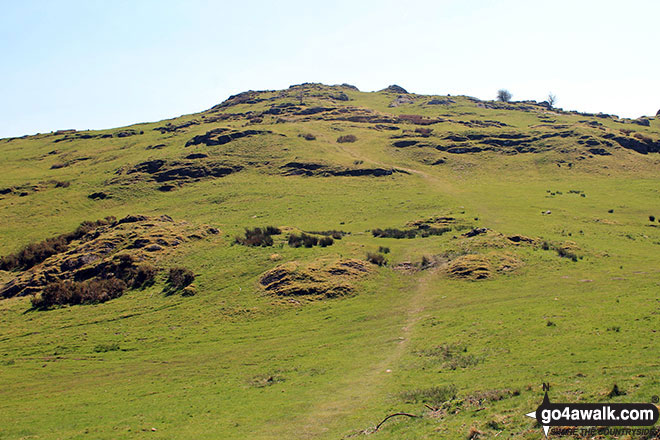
1, 84, 659, 439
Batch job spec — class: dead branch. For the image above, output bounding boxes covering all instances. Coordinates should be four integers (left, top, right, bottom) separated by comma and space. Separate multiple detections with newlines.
374, 412, 418, 431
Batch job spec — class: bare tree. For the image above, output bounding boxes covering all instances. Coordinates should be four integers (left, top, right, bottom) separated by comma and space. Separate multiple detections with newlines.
497, 89, 512, 102
548, 93, 557, 108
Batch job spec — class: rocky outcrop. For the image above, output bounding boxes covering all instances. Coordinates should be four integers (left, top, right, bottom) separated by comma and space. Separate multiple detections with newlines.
185, 128, 272, 147
381, 85, 408, 94
281, 162, 407, 177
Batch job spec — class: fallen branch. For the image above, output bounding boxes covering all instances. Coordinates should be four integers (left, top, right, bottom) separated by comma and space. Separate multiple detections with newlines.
374, 412, 418, 431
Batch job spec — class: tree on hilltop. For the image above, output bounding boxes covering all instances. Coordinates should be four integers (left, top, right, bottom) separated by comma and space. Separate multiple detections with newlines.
497, 89, 512, 102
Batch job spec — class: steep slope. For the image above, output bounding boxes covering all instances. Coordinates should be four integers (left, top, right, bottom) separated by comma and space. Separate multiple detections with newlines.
1, 84, 659, 439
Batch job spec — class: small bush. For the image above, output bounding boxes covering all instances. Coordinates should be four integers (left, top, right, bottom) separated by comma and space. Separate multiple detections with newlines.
650, 215, 656, 222
235, 226, 280, 247
319, 236, 334, 247
94, 343, 121, 353
372, 228, 416, 239
378, 246, 390, 254
32, 278, 127, 309
167, 267, 195, 290
372, 226, 450, 239
556, 247, 578, 262
288, 233, 319, 248
299, 133, 316, 141
336, 134, 357, 143
366, 252, 387, 266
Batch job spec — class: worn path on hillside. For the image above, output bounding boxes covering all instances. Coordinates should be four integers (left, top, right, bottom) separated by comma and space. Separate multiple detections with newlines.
259, 267, 441, 439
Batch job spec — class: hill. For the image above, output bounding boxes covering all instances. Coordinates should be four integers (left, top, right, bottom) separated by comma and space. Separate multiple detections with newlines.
1, 83, 659, 439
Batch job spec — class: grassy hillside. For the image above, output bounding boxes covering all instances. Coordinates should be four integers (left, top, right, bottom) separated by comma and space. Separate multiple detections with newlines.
1, 83, 659, 439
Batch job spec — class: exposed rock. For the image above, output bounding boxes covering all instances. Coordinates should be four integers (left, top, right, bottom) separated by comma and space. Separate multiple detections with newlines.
185, 128, 272, 147
427, 98, 455, 105
389, 95, 415, 107
184, 153, 208, 159
632, 118, 650, 127
331, 92, 349, 101
608, 135, 660, 154
381, 85, 408, 94
294, 107, 335, 116
88, 192, 110, 200
153, 120, 200, 134
281, 162, 407, 177
120, 159, 243, 187
463, 228, 488, 238
393, 140, 419, 148
588, 148, 611, 156
372, 124, 400, 131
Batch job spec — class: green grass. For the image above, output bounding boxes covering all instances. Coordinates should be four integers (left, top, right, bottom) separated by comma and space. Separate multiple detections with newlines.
1, 84, 659, 439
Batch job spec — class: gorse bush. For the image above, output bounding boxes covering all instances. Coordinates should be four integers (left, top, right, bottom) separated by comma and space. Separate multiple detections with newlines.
32, 278, 127, 309
288, 233, 318, 248
318, 236, 334, 247
288, 233, 335, 248
366, 252, 387, 266
167, 267, 195, 290
235, 226, 281, 247
371, 226, 450, 239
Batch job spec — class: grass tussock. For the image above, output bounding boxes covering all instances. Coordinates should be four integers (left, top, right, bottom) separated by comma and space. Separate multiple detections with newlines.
399, 384, 458, 406
417, 343, 481, 370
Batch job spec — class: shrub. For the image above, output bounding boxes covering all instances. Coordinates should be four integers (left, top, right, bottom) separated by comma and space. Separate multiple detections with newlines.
318, 236, 334, 247
167, 267, 195, 290
378, 246, 390, 254
372, 228, 417, 239
366, 252, 387, 266
299, 133, 316, 141
650, 215, 656, 222
288, 233, 318, 248
555, 247, 578, 262
32, 278, 127, 309
235, 226, 280, 247
336, 134, 357, 143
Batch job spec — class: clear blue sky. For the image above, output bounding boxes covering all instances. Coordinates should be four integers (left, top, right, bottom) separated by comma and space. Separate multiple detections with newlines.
1, 0, 658, 138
